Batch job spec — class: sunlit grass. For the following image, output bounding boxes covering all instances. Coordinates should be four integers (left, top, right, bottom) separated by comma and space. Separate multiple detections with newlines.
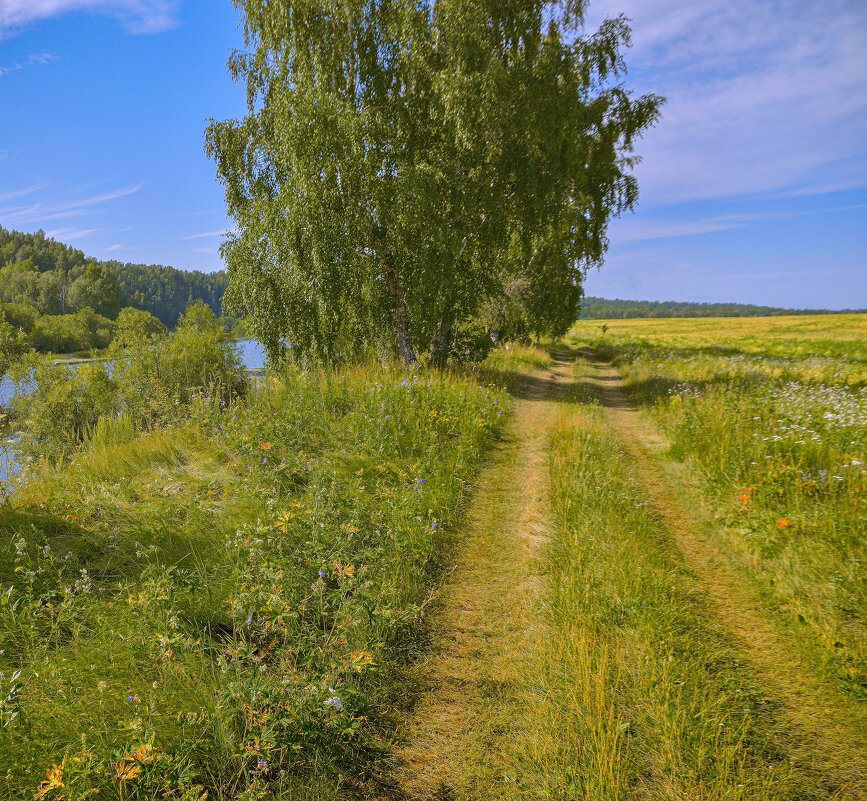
567, 317, 867, 701
0, 360, 508, 799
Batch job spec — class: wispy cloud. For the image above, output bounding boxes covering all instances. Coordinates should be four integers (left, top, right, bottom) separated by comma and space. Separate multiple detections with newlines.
181, 230, 228, 240
46, 227, 100, 240
610, 203, 867, 243
0, 183, 50, 203
0, 1, 180, 36
586, 0, 867, 205
0, 183, 142, 227
105, 244, 123, 251
0, 52, 57, 77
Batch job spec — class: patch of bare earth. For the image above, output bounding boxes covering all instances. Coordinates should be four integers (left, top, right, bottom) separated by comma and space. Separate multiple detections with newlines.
392, 363, 564, 800
587, 359, 867, 797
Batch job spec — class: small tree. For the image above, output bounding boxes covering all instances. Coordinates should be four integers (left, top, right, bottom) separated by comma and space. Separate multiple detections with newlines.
0, 320, 29, 375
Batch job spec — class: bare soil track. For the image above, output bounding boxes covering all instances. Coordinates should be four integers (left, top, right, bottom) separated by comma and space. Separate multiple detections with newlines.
586, 357, 867, 797
393, 359, 566, 799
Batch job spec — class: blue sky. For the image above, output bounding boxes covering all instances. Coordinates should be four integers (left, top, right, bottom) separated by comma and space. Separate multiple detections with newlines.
0, 0, 865, 309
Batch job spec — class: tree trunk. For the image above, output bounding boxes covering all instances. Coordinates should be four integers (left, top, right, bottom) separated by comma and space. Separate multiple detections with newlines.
429, 317, 451, 368
382, 253, 418, 368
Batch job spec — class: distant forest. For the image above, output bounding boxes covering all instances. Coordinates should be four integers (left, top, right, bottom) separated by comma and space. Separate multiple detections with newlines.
2, 227, 857, 356
578, 297, 861, 319
0, 227, 228, 353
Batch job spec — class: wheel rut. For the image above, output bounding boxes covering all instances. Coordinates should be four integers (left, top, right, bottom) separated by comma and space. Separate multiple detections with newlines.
586, 358, 867, 796
392, 360, 565, 799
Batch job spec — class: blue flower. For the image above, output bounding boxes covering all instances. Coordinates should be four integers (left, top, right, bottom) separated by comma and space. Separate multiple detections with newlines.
432, 522, 437, 530
318, 570, 326, 579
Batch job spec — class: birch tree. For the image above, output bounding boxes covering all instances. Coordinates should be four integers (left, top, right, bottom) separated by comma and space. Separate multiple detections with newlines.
206, 0, 662, 365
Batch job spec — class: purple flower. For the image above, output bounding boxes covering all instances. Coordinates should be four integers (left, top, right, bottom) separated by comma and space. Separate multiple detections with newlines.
318, 570, 326, 579
432, 522, 437, 530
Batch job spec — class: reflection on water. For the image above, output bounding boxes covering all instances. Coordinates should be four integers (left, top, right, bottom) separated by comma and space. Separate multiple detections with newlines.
0, 340, 267, 489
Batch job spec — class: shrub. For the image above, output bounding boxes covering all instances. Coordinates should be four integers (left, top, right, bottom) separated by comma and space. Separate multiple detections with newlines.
11, 356, 118, 462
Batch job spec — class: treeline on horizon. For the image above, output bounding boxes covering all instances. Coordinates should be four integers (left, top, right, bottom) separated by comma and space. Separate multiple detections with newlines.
578, 296, 863, 319
0, 226, 228, 353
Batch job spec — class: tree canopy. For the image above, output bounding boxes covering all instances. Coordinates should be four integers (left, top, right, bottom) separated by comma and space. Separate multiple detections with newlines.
207, 0, 662, 365
0, 227, 230, 355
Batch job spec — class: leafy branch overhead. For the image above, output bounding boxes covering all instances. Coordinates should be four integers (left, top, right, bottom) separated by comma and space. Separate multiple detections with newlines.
206, 0, 663, 365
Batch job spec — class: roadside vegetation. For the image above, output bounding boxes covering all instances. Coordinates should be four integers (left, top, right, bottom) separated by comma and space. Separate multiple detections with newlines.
0, 332, 515, 799
522, 387, 804, 798
568, 315, 866, 704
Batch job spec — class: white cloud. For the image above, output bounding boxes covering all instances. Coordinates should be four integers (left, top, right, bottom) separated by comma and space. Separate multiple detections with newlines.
0, 52, 56, 77
105, 244, 122, 251
0, 1, 180, 35
584, 0, 867, 204
610, 202, 867, 243
46, 226, 100, 240
181, 230, 228, 240
0, 183, 142, 227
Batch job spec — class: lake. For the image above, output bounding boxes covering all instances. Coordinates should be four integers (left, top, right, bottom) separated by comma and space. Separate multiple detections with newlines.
0, 340, 267, 490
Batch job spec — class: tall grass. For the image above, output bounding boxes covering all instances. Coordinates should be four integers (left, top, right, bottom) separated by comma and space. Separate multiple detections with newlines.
567, 318, 867, 700
513, 390, 810, 799
0, 361, 507, 799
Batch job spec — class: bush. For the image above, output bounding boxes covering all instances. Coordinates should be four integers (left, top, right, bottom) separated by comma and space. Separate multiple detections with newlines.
114, 303, 246, 427
0, 320, 29, 375
0, 302, 39, 334
11, 357, 118, 462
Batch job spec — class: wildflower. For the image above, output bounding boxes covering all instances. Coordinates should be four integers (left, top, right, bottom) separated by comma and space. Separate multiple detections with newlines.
324, 692, 344, 710
260, 442, 272, 450
318, 570, 327, 579
112, 761, 142, 782
432, 522, 438, 530
776, 517, 790, 529
36, 762, 65, 800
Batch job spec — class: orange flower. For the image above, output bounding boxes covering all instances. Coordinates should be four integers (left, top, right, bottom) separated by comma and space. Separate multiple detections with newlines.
36, 762, 65, 800
776, 517, 790, 529
112, 761, 142, 782
260, 442, 272, 450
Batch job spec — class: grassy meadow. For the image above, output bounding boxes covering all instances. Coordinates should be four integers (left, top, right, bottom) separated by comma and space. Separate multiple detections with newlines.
0, 352, 524, 799
568, 315, 866, 703
1, 315, 865, 799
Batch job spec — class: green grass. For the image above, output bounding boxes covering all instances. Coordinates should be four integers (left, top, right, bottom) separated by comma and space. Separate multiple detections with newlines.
566, 318, 867, 702
0, 361, 507, 799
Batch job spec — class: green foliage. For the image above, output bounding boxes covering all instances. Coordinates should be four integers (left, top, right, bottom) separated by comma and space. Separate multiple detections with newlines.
0, 301, 39, 334
0, 227, 231, 352
66, 264, 124, 319
30, 309, 116, 354
0, 357, 507, 798
104, 259, 226, 328
207, 0, 662, 365
113, 303, 246, 427
113, 307, 166, 348
579, 296, 866, 318
12, 304, 246, 466
0, 320, 30, 375
11, 357, 118, 462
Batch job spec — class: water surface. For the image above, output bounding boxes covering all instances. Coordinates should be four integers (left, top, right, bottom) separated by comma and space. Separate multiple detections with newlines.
0, 340, 267, 490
